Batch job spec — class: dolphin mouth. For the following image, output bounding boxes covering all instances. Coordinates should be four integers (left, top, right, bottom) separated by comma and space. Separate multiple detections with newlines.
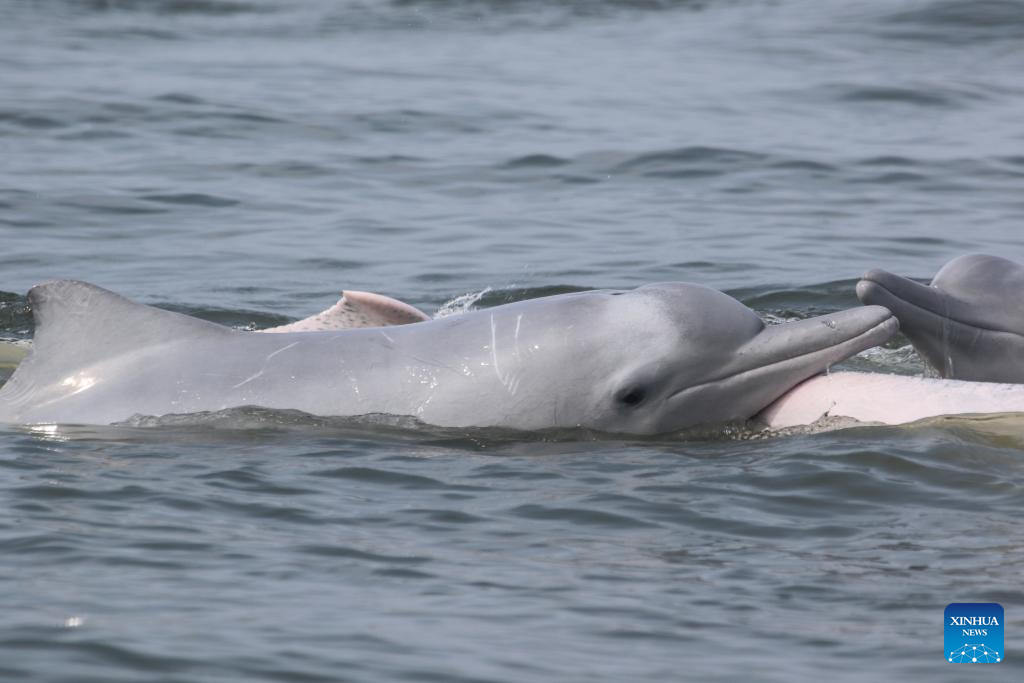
664, 306, 898, 418
856, 269, 1011, 336
857, 269, 949, 320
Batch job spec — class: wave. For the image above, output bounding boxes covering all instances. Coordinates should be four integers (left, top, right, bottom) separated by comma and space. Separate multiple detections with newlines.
29, 0, 723, 36
887, 0, 1024, 28
81, 0, 271, 15
491, 145, 1024, 190
810, 84, 975, 109
21, 0, 1024, 45
880, 0, 1024, 43
7, 0, 744, 40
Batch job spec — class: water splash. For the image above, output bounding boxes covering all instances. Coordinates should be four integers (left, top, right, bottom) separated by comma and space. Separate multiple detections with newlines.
434, 287, 492, 318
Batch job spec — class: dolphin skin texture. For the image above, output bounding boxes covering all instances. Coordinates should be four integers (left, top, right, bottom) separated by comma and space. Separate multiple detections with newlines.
759, 372, 1024, 428
0, 280, 896, 431
857, 254, 1024, 382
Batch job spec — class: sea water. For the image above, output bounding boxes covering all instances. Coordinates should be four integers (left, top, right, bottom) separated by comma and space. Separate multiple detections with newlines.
2, 1, 1024, 680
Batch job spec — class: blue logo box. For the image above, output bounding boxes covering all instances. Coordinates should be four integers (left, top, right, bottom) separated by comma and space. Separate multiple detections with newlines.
945, 603, 1003, 663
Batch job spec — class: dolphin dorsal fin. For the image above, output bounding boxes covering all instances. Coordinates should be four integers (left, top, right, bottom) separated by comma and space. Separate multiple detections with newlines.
263, 290, 430, 333
24, 280, 233, 377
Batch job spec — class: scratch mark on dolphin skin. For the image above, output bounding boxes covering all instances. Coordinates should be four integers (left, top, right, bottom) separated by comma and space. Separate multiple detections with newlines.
514, 314, 522, 354
232, 370, 265, 389
490, 314, 502, 382
266, 341, 300, 360
233, 342, 299, 389
405, 353, 458, 372
489, 313, 521, 396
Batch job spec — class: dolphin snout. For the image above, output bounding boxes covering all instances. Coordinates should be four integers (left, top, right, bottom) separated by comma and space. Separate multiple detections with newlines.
855, 269, 895, 303
748, 304, 897, 370
856, 269, 939, 314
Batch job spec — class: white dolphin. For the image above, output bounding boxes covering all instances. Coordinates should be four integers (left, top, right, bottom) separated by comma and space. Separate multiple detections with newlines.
277, 288, 1024, 430
0, 279, 895, 431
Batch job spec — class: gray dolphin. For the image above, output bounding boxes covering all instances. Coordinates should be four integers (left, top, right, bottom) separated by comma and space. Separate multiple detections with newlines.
0, 279, 896, 432
857, 254, 1024, 382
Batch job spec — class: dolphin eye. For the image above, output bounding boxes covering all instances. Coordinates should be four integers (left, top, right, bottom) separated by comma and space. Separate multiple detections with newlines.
617, 386, 647, 407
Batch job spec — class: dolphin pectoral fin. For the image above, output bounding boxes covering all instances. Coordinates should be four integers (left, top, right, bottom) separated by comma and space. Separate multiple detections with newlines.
263, 291, 430, 333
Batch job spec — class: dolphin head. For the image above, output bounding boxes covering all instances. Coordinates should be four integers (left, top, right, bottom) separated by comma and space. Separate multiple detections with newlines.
856, 254, 1024, 382
478, 283, 897, 434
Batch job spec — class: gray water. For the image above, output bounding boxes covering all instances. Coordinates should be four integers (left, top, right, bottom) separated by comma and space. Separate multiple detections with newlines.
2, 0, 1024, 680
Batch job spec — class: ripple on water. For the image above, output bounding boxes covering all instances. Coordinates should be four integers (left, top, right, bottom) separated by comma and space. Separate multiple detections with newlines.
881, 0, 1024, 43
297, 545, 432, 564
508, 503, 660, 529
311, 466, 489, 492
139, 192, 240, 207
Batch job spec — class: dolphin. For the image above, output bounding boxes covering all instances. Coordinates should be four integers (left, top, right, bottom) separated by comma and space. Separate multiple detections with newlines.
295, 290, 1024, 430
759, 371, 1024, 428
262, 288, 1024, 430
856, 254, 1024, 382
0, 279, 896, 431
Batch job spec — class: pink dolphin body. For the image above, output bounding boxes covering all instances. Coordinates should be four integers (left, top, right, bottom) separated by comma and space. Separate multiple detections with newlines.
758, 372, 1024, 428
